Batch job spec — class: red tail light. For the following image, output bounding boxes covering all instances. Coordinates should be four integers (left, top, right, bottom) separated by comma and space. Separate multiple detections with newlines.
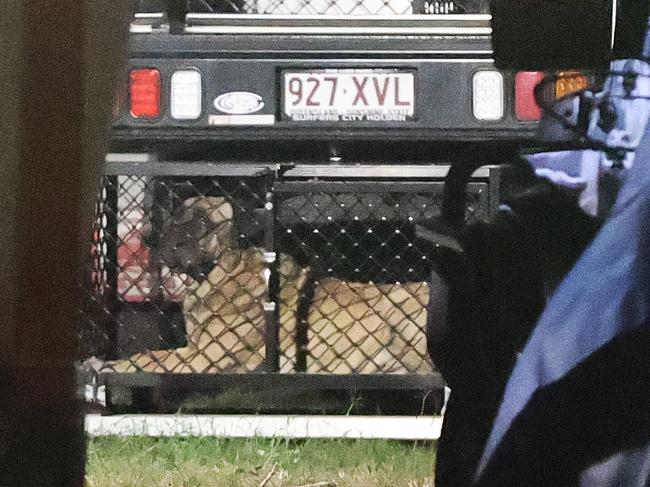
515, 71, 544, 121
129, 68, 161, 118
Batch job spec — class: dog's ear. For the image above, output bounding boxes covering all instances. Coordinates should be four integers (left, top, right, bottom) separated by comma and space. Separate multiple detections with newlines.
199, 197, 234, 225
172, 196, 230, 226
176, 197, 200, 225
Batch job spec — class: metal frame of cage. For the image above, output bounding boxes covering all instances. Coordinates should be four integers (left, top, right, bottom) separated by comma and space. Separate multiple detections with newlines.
133, 0, 491, 22
80, 158, 502, 412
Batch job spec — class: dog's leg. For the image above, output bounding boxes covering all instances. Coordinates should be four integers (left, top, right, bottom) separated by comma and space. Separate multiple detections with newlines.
294, 268, 323, 372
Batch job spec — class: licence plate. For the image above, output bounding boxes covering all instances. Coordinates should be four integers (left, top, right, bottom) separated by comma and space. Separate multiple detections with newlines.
282, 69, 415, 122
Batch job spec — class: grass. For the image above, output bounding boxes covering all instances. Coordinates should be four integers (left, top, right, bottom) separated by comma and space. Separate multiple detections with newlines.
86, 436, 436, 487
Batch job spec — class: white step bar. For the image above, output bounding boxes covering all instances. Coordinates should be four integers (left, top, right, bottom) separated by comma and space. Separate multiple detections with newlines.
85, 414, 443, 440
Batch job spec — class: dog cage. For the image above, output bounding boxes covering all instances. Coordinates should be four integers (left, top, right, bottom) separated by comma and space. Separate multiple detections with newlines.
79, 157, 501, 413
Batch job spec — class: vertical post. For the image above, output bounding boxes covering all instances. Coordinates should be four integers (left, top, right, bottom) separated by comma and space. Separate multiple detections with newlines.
263, 171, 281, 372
442, 159, 486, 228
0, 2, 129, 485
104, 176, 121, 358
488, 165, 503, 218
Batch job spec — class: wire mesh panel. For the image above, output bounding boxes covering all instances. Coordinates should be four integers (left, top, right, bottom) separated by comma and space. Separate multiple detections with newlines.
79, 166, 490, 381
275, 182, 488, 375
80, 182, 118, 359
81, 172, 274, 374
251, 0, 412, 15
177, 0, 489, 15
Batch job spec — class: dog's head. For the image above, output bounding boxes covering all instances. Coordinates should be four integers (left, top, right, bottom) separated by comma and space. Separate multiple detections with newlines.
156, 196, 234, 278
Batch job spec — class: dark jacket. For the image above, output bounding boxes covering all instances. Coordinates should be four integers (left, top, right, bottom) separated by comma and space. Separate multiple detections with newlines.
428, 180, 600, 487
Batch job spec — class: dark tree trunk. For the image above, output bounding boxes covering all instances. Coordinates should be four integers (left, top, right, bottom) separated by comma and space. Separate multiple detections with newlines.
0, 2, 129, 485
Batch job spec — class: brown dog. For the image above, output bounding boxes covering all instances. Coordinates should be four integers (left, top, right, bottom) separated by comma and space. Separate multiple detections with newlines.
102, 196, 433, 374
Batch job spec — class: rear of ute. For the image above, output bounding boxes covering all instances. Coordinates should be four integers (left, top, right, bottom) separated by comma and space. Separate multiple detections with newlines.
111, 0, 594, 148
106, 1, 593, 307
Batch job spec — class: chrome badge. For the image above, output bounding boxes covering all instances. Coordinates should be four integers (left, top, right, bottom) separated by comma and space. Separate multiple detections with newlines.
213, 91, 265, 115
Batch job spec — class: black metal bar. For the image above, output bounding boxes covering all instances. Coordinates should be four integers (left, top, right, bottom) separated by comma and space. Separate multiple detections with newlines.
127, 32, 495, 58
294, 269, 315, 373
104, 161, 273, 177
130, 386, 160, 413
283, 164, 490, 180
104, 162, 499, 183
264, 172, 281, 372
488, 165, 503, 218
165, 0, 187, 34
148, 177, 167, 300
275, 181, 445, 194
441, 158, 491, 228
103, 372, 445, 391
111, 128, 539, 145
275, 180, 488, 195
104, 176, 121, 359
148, 177, 164, 250
105, 162, 496, 180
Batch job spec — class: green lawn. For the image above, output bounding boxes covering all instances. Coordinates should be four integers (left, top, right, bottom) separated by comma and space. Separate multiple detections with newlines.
86, 437, 436, 487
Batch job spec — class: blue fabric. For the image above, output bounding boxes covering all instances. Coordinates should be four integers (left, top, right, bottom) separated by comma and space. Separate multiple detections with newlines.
524, 35, 650, 216
476, 95, 650, 487
579, 444, 650, 487
477, 21, 650, 483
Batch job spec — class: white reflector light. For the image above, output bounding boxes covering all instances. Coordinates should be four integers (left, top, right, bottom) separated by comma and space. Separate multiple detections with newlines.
170, 70, 202, 120
472, 70, 504, 121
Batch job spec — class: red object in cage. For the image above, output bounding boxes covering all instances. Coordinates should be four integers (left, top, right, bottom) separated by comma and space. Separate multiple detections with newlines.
117, 234, 150, 268
117, 233, 153, 302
